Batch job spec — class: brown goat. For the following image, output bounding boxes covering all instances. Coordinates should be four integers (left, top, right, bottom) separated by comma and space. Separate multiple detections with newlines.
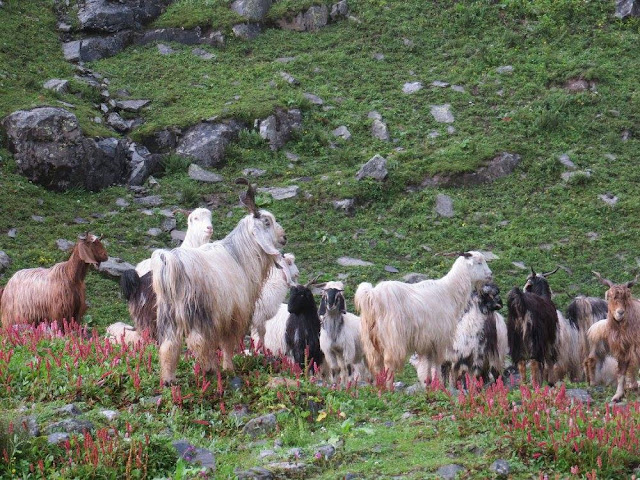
0, 234, 108, 329
593, 271, 640, 402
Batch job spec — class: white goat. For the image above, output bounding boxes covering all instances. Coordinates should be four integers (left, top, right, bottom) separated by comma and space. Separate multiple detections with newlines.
355, 251, 492, 388
251, 253, 299, 347
150, 179, 290, 385
261, 303, 289, 357
319, 281, 369, 384
443, 283, 508, 386
136, 208, 213, 276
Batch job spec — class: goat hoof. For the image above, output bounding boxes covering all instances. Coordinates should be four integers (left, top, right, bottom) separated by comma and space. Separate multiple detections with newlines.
611, 394, 624, 403
163, 379, 177, 387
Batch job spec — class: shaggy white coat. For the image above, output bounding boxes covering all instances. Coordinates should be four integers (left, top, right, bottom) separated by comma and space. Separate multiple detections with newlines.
150, 209, 288, 384
355, 251, 492, 387
250, 253, 299, 346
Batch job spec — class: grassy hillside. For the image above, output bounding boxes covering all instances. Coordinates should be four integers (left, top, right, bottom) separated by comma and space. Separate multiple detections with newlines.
1, 0, 640, 477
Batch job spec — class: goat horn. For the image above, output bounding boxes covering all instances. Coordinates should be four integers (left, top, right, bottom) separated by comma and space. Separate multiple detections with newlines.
440, 251, 465, 258
530, 267, 536, 276
626, 274, 640, 289
305, 274, 322, 289
592, 271, 614, 288
542, 266, 560, 278
235, 177, 260, 218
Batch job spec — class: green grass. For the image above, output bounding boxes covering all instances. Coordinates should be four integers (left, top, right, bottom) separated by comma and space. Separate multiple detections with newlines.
2, 0, 640, 477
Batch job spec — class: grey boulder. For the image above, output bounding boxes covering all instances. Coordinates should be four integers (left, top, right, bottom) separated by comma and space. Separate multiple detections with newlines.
176, 121, 243, 167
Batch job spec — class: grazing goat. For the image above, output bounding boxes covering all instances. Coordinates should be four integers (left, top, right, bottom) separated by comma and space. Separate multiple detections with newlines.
443, 283, 508, 387
0, 234, 108, 329
566, 296, 608, 382
150, 179, 289, 385
520, 268, 582, 383
118, 208, 214, 344
251, 253, 300, 347
135, 208, 213, 276
319, 281, 369, 384
593, 271, 640, 402
285, 283, 324, 372
355, 251, 492, 388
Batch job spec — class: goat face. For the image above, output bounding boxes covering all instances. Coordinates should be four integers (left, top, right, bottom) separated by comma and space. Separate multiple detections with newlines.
606, 285, 633, 322
288, 285, 316, 314
283, 253, 300, 286
77, 233, 109, 267
187, 208, 213, 243
251, 210, 287, 256
319, 288, 346, 316
480, 283, 503, 313
463, 251, 493, 285
523, 267, 558, 299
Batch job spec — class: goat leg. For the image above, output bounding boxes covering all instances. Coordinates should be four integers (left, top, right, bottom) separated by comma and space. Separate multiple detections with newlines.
530, 360, 542, 387
612, 360, 629, 403
518, 360, 527, 385
159, 339, 181, 386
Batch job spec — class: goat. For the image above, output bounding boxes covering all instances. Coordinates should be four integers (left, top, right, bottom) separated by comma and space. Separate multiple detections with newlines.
135, 208, 213, 276
285, 283, 324, 373
150, 179, 289, 385
566, 296, 609, 383
117, 208, 214, 344
251, 253, 300, 348
261, 303, 289, 357
0, 233, 108, 329
593, 271, 640, 402
355, 251, 492, 388
443, 283, 508, 387
319, 281, 369, 384
519, 268, 582, 383
584, 319, 619, 387
506, 268, 559, 387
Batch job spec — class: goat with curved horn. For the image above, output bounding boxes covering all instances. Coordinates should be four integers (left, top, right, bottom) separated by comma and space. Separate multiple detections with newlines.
542, 266, 560, 278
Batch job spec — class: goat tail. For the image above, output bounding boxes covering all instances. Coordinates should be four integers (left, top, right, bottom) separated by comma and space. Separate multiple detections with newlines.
120, 269, 141, 301
354, 282, 385, 374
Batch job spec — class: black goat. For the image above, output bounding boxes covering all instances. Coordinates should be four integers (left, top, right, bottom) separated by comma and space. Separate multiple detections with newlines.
285, 285, 324, 372
120, 269, 158, 341
507, 268, 560, 386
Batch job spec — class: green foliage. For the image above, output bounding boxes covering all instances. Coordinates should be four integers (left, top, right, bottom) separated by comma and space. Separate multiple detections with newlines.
2, 0, 640, 477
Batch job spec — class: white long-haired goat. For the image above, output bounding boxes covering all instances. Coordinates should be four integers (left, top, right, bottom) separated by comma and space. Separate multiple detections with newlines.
250, 253, 299, 348
355, 251, 492, 388
319, 281, 369, 384
150, 179, 290, 385
135, 208, 213, 276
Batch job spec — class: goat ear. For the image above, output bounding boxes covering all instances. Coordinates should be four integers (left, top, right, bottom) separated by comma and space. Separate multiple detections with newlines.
542, 266, 560, 278
462, 251, 473, 258
338, 295, 346, 314
76, 241, 99, 266
236, 177, 260, 218
593, 271, 614, 288
318, 297, 327, 316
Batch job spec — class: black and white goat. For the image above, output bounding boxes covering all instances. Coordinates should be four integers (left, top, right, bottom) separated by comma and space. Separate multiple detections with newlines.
285, 284, 324, 373
443, 283, 508, 386
319, 281, 369, 384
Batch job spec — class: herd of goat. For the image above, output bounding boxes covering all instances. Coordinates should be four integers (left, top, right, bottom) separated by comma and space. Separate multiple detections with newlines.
1, 179, 639, 403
